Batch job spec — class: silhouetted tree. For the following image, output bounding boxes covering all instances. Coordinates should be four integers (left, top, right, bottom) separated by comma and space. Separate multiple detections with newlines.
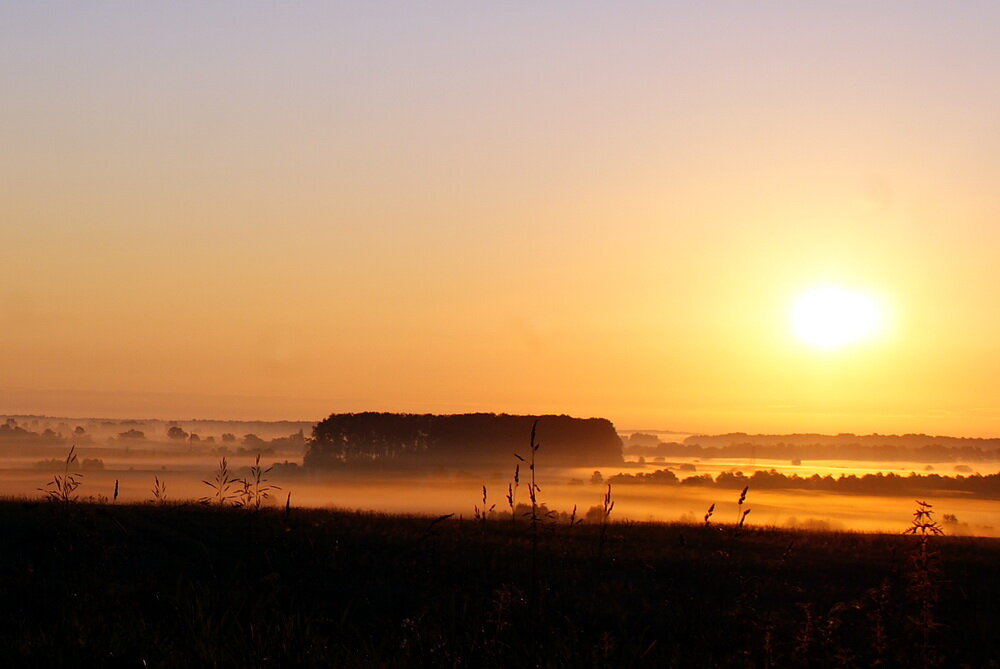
243, 433, 266, 449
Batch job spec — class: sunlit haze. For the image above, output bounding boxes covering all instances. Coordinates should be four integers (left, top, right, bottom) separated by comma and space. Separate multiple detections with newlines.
3, 2, 1000, 436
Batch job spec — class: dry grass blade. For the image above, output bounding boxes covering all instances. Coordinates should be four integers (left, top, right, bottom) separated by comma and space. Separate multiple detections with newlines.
239, 453, 281, 510
474, 484, 496, 530
735, 486, 750, 530
200, 457, 239, 506
38, 445, 83, 505
506, 464, 520, 529
152, 476, 167, 504
598, 483, 614, 558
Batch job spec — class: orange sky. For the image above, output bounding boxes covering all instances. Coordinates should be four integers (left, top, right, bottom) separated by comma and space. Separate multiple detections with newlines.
3, 3, 1000, 436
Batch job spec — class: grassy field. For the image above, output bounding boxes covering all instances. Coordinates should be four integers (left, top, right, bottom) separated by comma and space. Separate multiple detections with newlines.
3, 498, 999, 667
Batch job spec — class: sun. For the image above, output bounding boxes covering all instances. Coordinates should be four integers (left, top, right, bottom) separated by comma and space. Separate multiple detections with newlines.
790, 285, 883, 349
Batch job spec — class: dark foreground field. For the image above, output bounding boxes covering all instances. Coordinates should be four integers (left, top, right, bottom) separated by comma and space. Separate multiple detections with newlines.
3, 500, 999, 667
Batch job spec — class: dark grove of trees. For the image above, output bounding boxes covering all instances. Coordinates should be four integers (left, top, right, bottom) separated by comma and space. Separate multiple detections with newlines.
304, 412, 623, 468
0, 418, 67, 446
609, 467, 1000, 499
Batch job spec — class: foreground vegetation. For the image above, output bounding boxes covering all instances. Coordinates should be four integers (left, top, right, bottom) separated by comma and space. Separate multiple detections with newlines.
3, 498, 999, 667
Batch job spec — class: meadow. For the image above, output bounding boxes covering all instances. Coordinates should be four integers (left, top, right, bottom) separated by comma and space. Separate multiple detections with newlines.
6, 417, 1000, 665
4, 414, 1000, 536
4, 495, 999, 667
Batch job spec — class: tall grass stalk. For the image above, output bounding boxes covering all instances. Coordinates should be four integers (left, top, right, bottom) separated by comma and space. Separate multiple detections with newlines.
474, 485, 495, 531
201, 457, 238, 506
39, 445, 83, 505
152, 476, 167, 504
240, 453, 280, 510
515, 420, 543, 621
736, 485, 749, 526
506, 464, 519, 529
597, 483, 615, 559
904, 500, 944, 667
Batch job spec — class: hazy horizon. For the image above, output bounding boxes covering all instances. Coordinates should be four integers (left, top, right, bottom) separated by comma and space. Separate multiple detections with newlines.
5, 387, 1000, 440
5, 2, 1000, 436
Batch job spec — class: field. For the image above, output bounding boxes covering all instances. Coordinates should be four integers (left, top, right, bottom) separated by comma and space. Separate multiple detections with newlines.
5, 414, 1000, 537
4, 498, 999, 667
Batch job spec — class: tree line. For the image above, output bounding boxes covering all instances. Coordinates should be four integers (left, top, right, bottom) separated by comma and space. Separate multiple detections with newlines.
625, 440, 1000, 463
681, 431, 1000, 450
609, 467, 1000, 499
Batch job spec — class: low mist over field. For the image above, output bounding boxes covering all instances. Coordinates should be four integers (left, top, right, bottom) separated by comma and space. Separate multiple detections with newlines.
5, 413, 998, 536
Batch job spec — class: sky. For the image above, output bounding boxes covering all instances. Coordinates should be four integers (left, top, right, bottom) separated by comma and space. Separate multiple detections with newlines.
3, 2, 1000, 435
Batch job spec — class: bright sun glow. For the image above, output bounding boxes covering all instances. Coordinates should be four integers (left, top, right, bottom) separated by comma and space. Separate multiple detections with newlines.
791, 286, 883, 349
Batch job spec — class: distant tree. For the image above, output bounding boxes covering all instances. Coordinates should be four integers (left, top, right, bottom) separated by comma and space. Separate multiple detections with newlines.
609, 468, 678, 485
268, 430, 307, 450
81, 458, 105, 471
205, 436, 216, 443
628, 433, 660, 447
70, 425, 93, 444
189, 433, 200, 442
118, 429, 145, 440
0, 420, 29, 438
243, 433, 267, 448
221, 433, 236, 443
590, 471, 604, 484
584, 505, 605, 523
167, 426, 188, 440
